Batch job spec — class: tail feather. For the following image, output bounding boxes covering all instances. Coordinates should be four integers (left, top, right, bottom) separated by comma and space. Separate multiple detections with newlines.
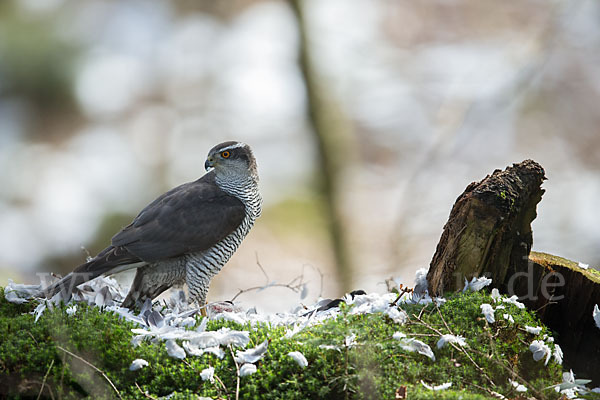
42, 245, 142, 299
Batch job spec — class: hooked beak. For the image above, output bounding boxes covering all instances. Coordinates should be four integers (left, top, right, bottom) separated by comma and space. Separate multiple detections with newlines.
205, 157, 214, 171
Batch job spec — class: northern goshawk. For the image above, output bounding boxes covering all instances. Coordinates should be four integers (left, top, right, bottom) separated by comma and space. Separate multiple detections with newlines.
43, 141, 262, 309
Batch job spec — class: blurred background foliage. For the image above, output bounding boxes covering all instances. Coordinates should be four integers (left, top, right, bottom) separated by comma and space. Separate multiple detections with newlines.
0, 0, 599, 312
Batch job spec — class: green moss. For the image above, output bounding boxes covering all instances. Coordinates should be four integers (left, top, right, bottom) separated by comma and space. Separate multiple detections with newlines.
1, 287, 593, 399
530, 251, 600, 284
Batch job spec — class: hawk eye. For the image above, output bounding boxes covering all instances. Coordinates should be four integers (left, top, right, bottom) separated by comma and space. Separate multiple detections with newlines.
221, 151, 231, 158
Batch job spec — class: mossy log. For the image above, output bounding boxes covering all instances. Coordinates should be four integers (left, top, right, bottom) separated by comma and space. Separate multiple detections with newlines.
427, 159, 546, 295
426, 159, 600, 384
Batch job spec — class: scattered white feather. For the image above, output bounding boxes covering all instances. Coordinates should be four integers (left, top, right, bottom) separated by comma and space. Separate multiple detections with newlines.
344, 334, 357, 348
200, 366, 215, 382
550, 370, 592, 398
593, 304, 600, 330
433, 297, 446, 306
196, 317, 208, 332
502, 295, 525, 309
239, 363, 257, 377
385, 307, 408, 324
214, 311, 246, 325
553, 344, 563, 365
204, 346, 225, 359
32, 303, 47, 323
510, 379, 527, 392
463, 276, 492, 292
503, 313, 514, 323
413, 268, 429, 295
436, 334, 467, 349
398, 338, 435, 361
129, 359, 149, 371
4, 280, 40, 304
490, 288, 501, 303
235, 340, 269, 364
318, 344, 341, 351
529, 340, 551, 365
166, 340, 186, 359
421, 381, 451, 390
392, 331, 407, 340
524, 326, 542, 335
578, 262, 589, 270
480, 304, 495, 323
219, 329, 251, 347
183, 341, 204, 357
65, 304, 78, 316
288, 351, 308, 368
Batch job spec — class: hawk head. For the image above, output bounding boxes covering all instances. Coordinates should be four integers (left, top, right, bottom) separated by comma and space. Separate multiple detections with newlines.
205, 141, 258, 181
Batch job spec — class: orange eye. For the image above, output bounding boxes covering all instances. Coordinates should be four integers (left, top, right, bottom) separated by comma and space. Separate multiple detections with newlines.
221, 151, 230, 158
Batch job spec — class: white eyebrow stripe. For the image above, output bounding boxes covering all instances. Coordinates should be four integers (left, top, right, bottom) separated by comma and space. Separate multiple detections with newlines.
219, 142, 247, 152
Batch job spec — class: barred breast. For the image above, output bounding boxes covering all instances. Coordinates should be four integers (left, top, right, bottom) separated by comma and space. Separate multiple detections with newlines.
186, 175, 262, 306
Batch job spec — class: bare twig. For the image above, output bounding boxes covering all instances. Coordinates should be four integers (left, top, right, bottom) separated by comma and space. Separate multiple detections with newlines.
255, 252, 270, 284
56, 345, 122, 400
470, 382, 507, 399
434, 301, 453, 334
36, 359, 54, 400
229, 263, 306, 303
28, 331, 39, 345
411, 312, 496, 388
390, 286, 413, 307
214, 374, 229, 395
135, 382, 157, 400
229, 345, 240, 400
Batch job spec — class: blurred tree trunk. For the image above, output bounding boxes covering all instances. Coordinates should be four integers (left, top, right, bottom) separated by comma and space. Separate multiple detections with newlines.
289, 0, 355, 292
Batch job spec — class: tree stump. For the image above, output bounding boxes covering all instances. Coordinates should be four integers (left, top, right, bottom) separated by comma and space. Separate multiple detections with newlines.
427, 159, 546, 295
426, 159, 600, 384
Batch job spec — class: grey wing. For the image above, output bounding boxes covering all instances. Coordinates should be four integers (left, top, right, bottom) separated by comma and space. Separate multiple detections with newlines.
111, 178, 246, 262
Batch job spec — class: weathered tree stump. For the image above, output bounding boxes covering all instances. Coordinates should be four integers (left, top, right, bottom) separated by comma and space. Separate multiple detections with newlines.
427, 159, 546, 295
426, 159, 600, 384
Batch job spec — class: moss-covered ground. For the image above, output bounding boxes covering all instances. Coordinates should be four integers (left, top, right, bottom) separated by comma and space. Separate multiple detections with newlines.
1, 287, 598, 399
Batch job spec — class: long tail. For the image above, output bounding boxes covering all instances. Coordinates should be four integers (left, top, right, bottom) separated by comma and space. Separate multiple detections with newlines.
42, 246, 142, 300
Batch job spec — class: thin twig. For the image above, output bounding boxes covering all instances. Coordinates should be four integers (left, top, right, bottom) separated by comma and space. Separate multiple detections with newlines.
434, 301, 453, 334
229, 277, 304, 302
28, 331, 39, 345
36, 359, 54, 400
390, 286, 412, 307
411, 312, 496, 388
135, 382, 157, 400
56, 345, 123, 400
229, 345, 240, 400
470, 382, 506, 399
255, 252, 269, 284
214, 374, 228, 395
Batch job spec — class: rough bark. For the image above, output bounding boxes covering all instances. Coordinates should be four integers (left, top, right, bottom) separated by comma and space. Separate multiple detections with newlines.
427, 159, 546, 295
